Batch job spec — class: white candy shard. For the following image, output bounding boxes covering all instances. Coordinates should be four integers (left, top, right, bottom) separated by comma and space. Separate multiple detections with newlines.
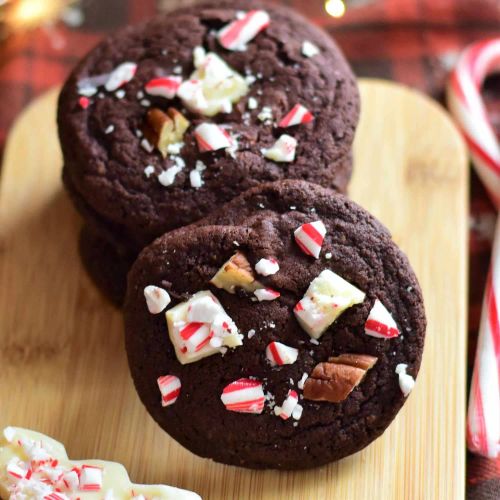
166, 291, 242, 364
157, 374, 181, 406
395, 363, 415, 396
79, 464, 103, 491
158, 165, 183, 187
302, 40, 320, 58
274, 390, 299, 420
177, 48, 248, 116
194, 123, 232, 152
144, 285, 171, 314
261, 134, 297, 162
254, 288, 280, 301
294, 269, 365, 339
365, 299, 400, 339
218, 10, 270, 51
255, 258, 279, 276
104, 62, 137, 92
266, 341, 299, 366
294, 220, 326, 258
297, 372, 309, 390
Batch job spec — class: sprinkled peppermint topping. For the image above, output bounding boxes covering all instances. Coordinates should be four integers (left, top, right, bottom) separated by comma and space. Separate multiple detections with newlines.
194, 123, 232, 152
144, 285, 171, 314
115, 89, 126, 99
248, 329, 256, 339
104, 124, 115, 134
274, 390, 299, 420
144, 76, 182, 99
395, 364, 415, 396
173, 65, 183, 75
140, 99, 151, 107
189, 170, 203, 189
104, 62, 137, 92
221, 378, 265, 413
255, 258, 279, 276
158, 165, 183, 186
365, 299, 400, 339
266, 341, 299, 366
302, 40, 320, 58
257, 106, 273, 123
297, 373, 309, 390
294, 220, 326, 258
247, 97, 258, 109
262, 134, 297, 162
217, 10, 270, 51
144, 165, 155, 177
279, 104, 314, 128
140, 138, 155, 153
78, 96, 90, 109
157, 375, 181, 406
325, 252, 332, 259
254, 288, 280, 301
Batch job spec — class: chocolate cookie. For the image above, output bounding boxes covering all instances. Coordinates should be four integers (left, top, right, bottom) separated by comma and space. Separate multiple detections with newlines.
124, 182, 426, 469
58, 0, 359, 254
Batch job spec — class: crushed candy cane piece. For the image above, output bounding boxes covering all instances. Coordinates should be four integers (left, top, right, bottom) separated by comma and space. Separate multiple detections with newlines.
194, 123, 232, 152
79, 465, 102, 491
221, 378, 265, 413
294, 269, 365, 339
254, 288, 280, 301
144, 285, 171, 314
365, 299, 400, 339
218, 10, 270, 51
144, 165, 155, 178
145, 76, 182, 99
104, 62, 137, 92
177, 48, 248, 116
248, 97, 258, 109
395, 364, 415, 396
302, 40, 320, 58
266, 341, 298, 366
78, 96, 90, 109
274, 390, 299, 420
255, 258, 279, 276
262, 134, 297, 162
294, 220, 326, 258
190, 170, 203, 188
297, 372, 309, 390
158, 165, 183, 187
166, 291, 242, 364
157, 375, 181, 406
279, 104, 314, 128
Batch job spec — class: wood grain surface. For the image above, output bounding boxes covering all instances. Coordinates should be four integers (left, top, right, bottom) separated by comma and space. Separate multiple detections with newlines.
0, 79, 468, 499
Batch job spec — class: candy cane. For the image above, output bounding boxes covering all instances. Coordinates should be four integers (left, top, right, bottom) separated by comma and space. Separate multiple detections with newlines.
447, 38, 500, 458
447, 38, 500, 208
466, 218, 500, 458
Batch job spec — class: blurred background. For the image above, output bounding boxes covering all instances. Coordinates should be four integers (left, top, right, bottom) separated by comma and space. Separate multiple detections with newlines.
0, 0, 499, 498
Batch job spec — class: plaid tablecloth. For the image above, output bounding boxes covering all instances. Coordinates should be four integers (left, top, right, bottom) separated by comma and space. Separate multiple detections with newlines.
0, 0, 499, 497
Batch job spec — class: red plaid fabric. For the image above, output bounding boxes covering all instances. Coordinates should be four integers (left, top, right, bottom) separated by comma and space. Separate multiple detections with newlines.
0, 0, 499, 497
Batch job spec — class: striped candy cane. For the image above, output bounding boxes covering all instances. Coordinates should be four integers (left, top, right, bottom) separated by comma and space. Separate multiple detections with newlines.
467, 218, 500, 458
447, 38, 500, 458
447, 38, 500, 209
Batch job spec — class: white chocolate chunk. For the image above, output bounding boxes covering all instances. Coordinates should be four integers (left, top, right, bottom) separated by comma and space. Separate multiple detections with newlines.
210, 252, 262, 293
294, 269, 365, 339
0, 427, 200, 500
177, 47, 248, 116
166, 291, 242, 364
144, 285, 171, 314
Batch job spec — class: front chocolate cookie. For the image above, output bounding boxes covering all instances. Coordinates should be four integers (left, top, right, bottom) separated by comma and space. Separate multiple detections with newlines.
124, 194, 426, 470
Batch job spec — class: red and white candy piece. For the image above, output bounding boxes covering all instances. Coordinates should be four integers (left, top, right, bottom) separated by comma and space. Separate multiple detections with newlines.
274, 390, 299, 420
294, 220, 326, 258
78, 464, 103, 491
144, 76, 182, 99
58, 470, 79, 491
255, 258, 279, 276
78, 96, 90, 109
220, 378, 265, 413
144, 285, 171, 314
266, 341, 298, 366
177, 322, 212, 353
262, 134, 297, 162
44, 493, 69, 500
104, 62, 137, 92
194, 123, 232, 152
364, 299, 400, 339
6, 457, 26, 480
254, 288, 280, 301
157, 375, 181, 407
218, 10, 270, 52
278, 104, 314, 128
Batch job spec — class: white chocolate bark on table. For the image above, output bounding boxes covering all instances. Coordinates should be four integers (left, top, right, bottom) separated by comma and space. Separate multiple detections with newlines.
0, 427, 200, 500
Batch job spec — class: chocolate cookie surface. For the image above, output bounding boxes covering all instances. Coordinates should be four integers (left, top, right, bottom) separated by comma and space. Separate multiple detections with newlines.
58, 0, 359, 251
124, 182, 426, 469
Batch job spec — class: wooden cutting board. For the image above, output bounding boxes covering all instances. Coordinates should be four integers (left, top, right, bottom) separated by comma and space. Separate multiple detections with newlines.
0, 79, 468, 500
